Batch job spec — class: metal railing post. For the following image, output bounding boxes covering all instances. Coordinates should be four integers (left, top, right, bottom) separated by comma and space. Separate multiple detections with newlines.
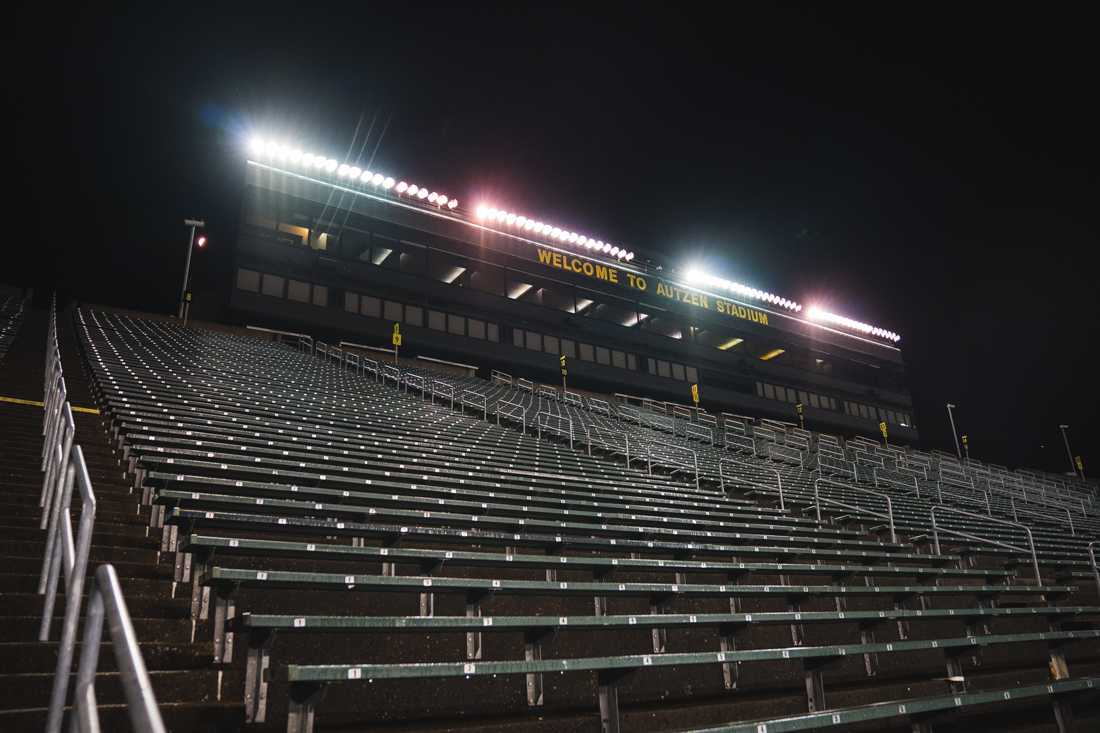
929, 505, 1042, 585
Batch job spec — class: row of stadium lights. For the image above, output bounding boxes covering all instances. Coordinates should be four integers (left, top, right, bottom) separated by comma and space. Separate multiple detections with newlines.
806, 306, 901, 343
246, 135, 899, 343
683, 268, 801, 313
473, 205, 635, 262
248, 137, 459, 210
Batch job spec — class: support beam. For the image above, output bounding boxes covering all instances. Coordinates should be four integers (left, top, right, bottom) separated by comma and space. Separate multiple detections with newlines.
244, 630, 274, 723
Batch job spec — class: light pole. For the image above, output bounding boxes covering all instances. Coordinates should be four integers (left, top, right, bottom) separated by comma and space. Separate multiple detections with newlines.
1058, 424, 1077, 477
178, 218, 205, 325
945, 403, 962, 459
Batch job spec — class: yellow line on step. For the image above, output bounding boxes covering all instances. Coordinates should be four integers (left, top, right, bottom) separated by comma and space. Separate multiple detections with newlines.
0, 395, 99, 415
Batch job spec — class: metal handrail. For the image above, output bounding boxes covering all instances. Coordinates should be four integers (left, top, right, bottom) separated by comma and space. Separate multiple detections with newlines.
431, 379, 456, 409
71, 564, 167, 733
930, 505, 1041, 584
496, 398, 527, 432
724, 432, 759, 457
1009, 497, 1075, 536
1088, 542, 1100, 598
644, 439, 700, 491
872, 466, 920, 497
41, 446, 97, 733
536, 411, 573, 449
813, 478, 895, 543
719, 458, 784, 510
461, 389, 488, 421
684, 422, 714, 446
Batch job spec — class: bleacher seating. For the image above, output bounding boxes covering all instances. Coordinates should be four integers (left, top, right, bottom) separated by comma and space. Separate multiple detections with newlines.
72, 308, 1100, 732
0, 294, 26, 365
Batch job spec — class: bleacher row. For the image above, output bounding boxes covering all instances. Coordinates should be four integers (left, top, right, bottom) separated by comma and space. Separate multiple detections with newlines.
0, 294, 26, 365
77, 308, 1100, 732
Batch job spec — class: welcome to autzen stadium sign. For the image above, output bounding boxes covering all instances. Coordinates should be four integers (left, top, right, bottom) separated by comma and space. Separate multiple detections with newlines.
535, 247, 771, 327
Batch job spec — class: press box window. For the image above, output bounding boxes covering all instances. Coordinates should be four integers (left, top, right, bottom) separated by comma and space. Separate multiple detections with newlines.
428, 310, 446, 331
344, 292, 359, 313
685, 366, 697, 383
611, 350, 626, 369
236, 268, 260, 293
628, 354, 638, 371
544, 335, 559, 355
561, 339, 576, 359
404, 305, 423, 327
261, 274, 285, 298
648, 358, 657, 375
671, 363, 685, 381
513, 329, 525, 348
525, 330, 541, 351
287, 279, 311, 304
657, 360, 671, 378
312, 285, 328, 307
468, 318, 486, 340
487, 323, 499, 342
579, 343, 594, 362
361, 296, 381, 318
764, 384, 776, 400
448, 314, 465, 336
384, 300, 403, 322
596, 346, 610, 365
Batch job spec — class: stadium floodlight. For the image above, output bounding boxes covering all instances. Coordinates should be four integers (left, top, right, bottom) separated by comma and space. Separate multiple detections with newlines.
447, 199, 458, 209
806, 305, 901, 343
683, 266, 801, 313
407, 184, 419, 196
396, 181, 408, 193
417, 188, 429, 199
371, 173, 384, 185
428, 192, 439, 203
383, 177, 395, 189
438, 195, 449, 206
474, 202, 635, 261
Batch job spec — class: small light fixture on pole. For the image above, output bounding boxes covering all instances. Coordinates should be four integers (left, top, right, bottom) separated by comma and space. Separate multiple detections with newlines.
945, 403, 962, 459
1058, 424, 1077, 477
179, 219, 205, 326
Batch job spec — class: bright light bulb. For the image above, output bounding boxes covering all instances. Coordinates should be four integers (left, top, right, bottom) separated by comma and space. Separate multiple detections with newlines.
476, 205, 488, 219
447, 199, 458, 209
428, 192, 438, 203
324, 159, 338, 173
505, 213, 516, 225
396, 181, 408, 193
290, 149, 303, 164
610, 246, 620, 256
248, 137, 265, 156
602, 242, 612, 253
417, 188, 429, 199
438, 195, 448, 206
371, 173, 384, 185
337, 163, 349, 177
408, 184, 419, 196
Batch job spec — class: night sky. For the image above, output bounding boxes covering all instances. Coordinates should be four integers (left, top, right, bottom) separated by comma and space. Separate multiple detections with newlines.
10, 4, 1097, 474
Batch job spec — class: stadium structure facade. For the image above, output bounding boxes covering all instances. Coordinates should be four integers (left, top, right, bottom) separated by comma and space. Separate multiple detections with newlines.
230, 143, 918, 443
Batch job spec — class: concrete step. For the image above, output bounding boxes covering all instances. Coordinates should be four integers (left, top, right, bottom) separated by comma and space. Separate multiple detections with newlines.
0, 640, 213, 673
0, 700, 244, 733
0, 668, 241, 708
0, 616, 192, 643
0, 591, 189, 618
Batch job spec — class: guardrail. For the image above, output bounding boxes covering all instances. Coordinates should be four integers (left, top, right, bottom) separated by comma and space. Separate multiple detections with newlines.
930, 505, 1040, 584
766, 442, 807, 470
381, 364, 401, 387
684, 422, 714, 445
496, 398, 527, 432
431, 379, 456, 409
1009, 497, 1075, 536
813, 478, 896, 543
719, 458, 784, 510
69, 564, 167, 733
724, 432, 758, 457
461, 389, 488, 421
644, 439, 700, 491
491, 369, 513, 386
1089, 542, 1100, 598
589, 397, 612, 417
516, 377, 535, 393
563, 391, 584, 408
362, 356, 379, 381
872, 466, 920, 497
536, 411, 573, 449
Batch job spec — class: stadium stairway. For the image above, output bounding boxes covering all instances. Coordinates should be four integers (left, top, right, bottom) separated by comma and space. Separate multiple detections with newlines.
0, 305, 243, 732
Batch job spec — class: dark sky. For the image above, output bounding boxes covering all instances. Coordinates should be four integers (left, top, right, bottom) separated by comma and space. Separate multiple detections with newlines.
9, 4, 1097, 473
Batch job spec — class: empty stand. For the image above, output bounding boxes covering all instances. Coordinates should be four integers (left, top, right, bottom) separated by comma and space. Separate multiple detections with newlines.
66, 308, 1099, 732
